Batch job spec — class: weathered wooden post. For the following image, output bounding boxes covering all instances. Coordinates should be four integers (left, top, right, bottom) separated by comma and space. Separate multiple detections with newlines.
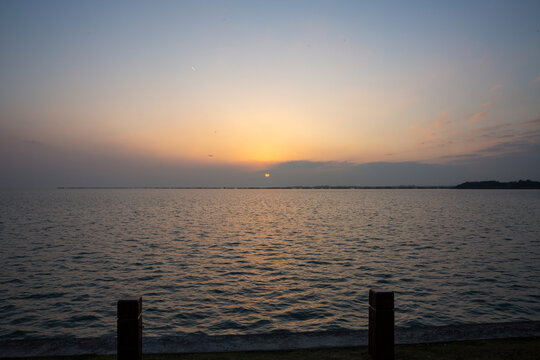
369, 289, 394, 360
117, 296, 142, 360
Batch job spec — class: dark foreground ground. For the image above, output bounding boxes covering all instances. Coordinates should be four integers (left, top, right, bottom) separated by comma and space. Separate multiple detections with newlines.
3, 337, 539, 360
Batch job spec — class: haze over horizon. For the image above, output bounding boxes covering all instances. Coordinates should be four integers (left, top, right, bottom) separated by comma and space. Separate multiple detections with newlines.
1, 1, 540, 188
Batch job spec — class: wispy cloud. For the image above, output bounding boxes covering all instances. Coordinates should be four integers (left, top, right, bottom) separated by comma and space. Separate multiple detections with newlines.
410, 111, 451, 133
472, 117, 540, 139
266, 160, 466, 186
475, 141, 540, 158
440, 140, 540, 165
418, 139, 453, 149
481, 102, 491, 108
20, 139, 44, 146
535, 76, 540, 83
522, 117, 540, 126
470, 111, 488, 122
429, 116, 540, 166
408, 111, 456, 152
272, 160, 350, 170
489, 84, 503, 94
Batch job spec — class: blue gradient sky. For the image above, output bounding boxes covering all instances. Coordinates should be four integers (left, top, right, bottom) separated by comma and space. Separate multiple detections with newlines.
1, 1, 539, 187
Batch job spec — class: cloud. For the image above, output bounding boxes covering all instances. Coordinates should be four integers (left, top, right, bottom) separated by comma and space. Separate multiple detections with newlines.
536, 76, 540, 83
2, 146, 537, 188
489, 84, 503, 94
272, 160, 345, 170
470, 111, 488, 122
522, 117, 540, 126
410, 111, 453, 147
418, 137, 454, 151
481, 102, 490, 108
482, 117, 540, 136
432, 115, 540, 172
449, 117, 540, 160
2, 116, 539, 188
440, 143, 540, 181
265, 160, 466, 186
20, 139, 44, 146
475, 141, 532, 157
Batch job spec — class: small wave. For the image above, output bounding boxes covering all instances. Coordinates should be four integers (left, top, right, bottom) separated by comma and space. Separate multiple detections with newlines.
275, 308, 331, 321
1, 278, 23, 284
244, 318, 272, 330
208, 320, 244, 331
221, 271, 255, 277
21, 292, 66, 300
71, 294, 90, 302
67, 315, 100, 322
306, 260, 331, 265
10, 315, 37, 325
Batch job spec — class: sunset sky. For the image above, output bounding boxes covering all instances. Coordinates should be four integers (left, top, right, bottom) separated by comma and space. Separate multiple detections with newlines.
1, 1, 539, 187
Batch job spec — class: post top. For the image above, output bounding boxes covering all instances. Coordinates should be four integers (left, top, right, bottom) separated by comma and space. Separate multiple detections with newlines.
369, 289, 394, 309
117, 296, 142, 318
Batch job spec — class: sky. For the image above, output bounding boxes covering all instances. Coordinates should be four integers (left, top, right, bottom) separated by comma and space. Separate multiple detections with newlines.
1, 0, 539, 187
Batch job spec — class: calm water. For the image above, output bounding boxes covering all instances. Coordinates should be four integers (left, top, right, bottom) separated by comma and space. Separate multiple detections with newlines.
1, 189, 539, 339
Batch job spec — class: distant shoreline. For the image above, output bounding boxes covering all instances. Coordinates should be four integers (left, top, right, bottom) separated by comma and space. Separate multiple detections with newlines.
57, 185, 455, 190
57, 180, 540, 190
455, 180, 540, 189
1, 321, 539, 357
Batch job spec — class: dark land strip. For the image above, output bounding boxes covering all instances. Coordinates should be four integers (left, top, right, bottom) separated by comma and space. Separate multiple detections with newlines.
3, 338, 540, 360
57, 179, 540, 190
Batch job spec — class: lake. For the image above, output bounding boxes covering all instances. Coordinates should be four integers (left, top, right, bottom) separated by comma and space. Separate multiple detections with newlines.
1, 189, 539, 339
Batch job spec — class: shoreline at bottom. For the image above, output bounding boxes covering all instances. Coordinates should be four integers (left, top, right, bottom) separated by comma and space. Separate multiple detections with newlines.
1, 320, 539, 358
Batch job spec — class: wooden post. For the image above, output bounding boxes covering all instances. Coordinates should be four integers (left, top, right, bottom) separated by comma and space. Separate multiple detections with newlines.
117, 297, 142, 360
369, 289, 394, 360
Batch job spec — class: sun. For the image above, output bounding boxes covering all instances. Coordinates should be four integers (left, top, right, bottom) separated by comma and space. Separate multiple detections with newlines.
265, 173, 270, 178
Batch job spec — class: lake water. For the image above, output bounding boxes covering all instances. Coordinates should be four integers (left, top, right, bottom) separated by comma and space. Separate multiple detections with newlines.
1, 189, 539, 339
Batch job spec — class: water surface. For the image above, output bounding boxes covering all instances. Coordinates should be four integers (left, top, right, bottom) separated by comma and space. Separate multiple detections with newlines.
1, 189, 539, 339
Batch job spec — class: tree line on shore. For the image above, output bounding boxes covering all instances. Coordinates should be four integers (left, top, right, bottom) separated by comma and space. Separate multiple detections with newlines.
455, 179, 540, 189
